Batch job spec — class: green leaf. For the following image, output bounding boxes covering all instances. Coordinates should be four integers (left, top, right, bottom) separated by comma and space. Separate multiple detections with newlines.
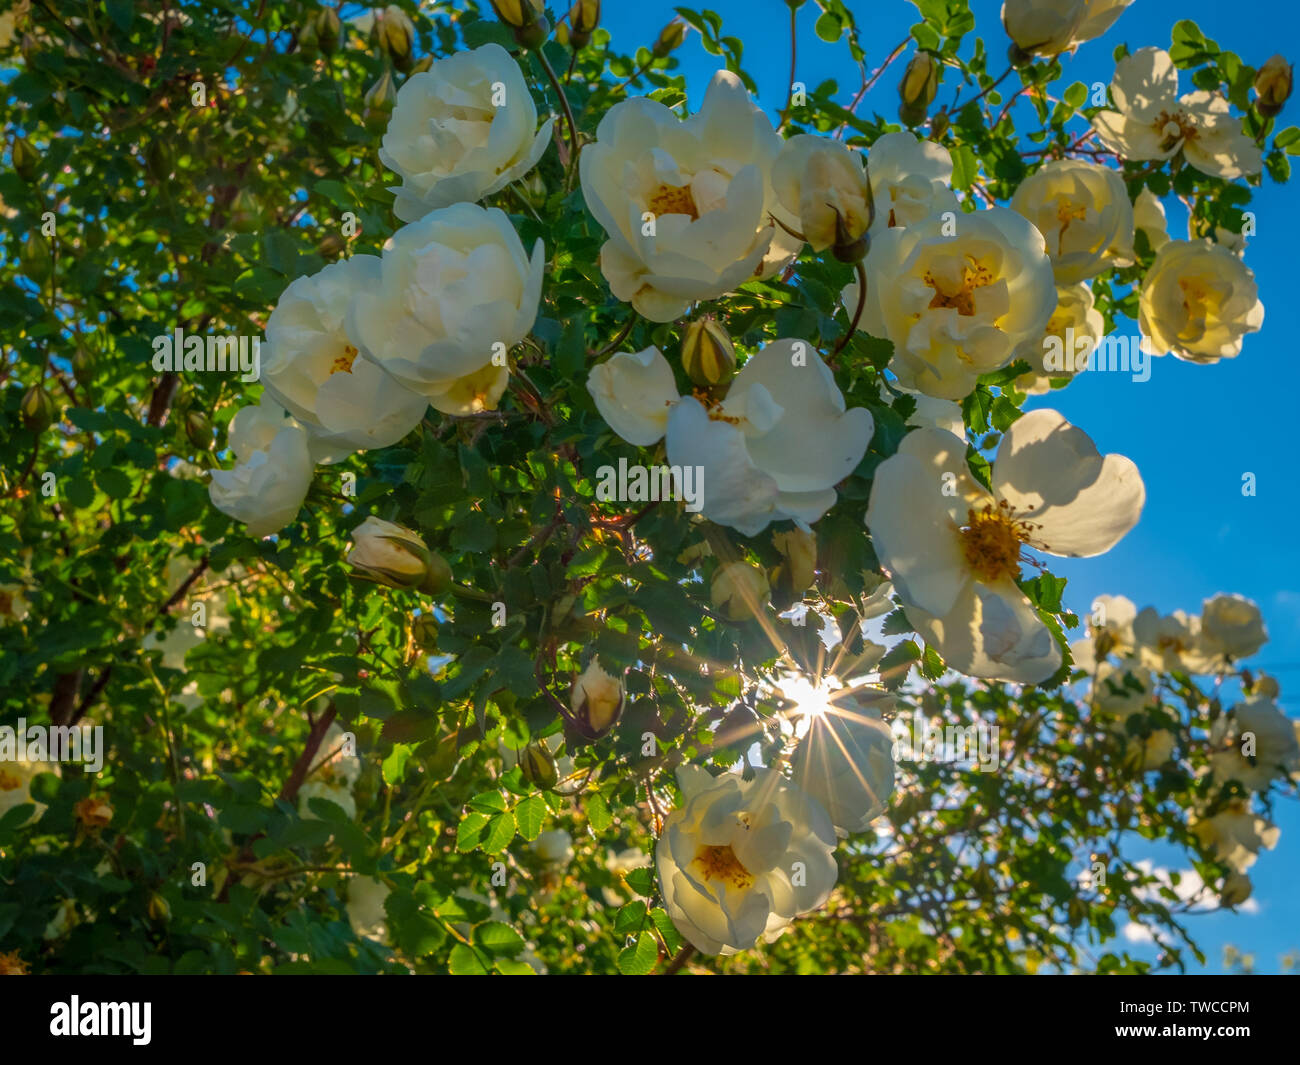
586, 792, 612, 833
814, 11, 842, 42
950, 145, 979, 190
467, 790, 508, 814
448, 943, 492, 974
514, 793, 546, 841
617, 931, 660, 975
625, 866, 657, 897
483, 811, 516, 854
615, 899, 648, 934
456, 811, 490, 853
475, 921, 525, 956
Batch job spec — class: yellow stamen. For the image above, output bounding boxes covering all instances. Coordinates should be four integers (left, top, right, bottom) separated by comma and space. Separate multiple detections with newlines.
0, 768, 24, 791
924, 256, 994, 317
330, 344, 359, 375
959, 501, 1035, 583
692, 844, 754, 890
648, 182, 699, 220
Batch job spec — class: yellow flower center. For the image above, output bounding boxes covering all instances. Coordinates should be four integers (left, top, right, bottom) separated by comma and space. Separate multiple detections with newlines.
959, 502, 1035, 583
648, 182, 699, 221
1054, 198, 1088, 256
1176, 276, 1225, 334
924, 256, 994, 317
0, 768, 22, 791
692, 844, 754, 890
0, 950, 28, 976
1154, 110, 1198, 149
330, 344, 359, 375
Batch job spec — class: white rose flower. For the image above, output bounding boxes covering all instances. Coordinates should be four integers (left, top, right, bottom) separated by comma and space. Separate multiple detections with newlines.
791, 693, 896, 835
771, 135, 872, 253
0, 757, 61, 824
866, 410, 1144, 683
1009, 159, 1134, 283
208, 400, 315, 538
1138, 239, 1263, 364
865, 131, 958, 237
849, 207, 1057, 400
260, 256, 428, 462
379, 43, 553, 222
1132, 187, 1169, 251
347, 876, 391, 941
1015, 282, 1105, 394
347, 516, 448, 593
587, 341, 873, 536
656, 766, 838, 955
1002, 0, 1087, 57
348, 203, 543, 401
1191, 800, 1279, 872
1210, 696, 1300, 791
1200, 593, 1268, 661
1087, 593, 1138, 656
1091, 47, 1262, 179
532, 828, 574, 867
1132, 607, 1217, 674
579, 70, 800, 322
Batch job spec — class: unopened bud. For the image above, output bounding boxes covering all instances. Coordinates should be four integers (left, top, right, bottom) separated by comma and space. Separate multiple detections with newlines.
21, 231, 51, 283
491, 0, 544, 29
317, 232, 346, 258
378, 5, 415, 71
184, 409, 212, 450
930, 110, 949, 139
570, 657, 625, 740
21, 383, 58, 433
519, 740, 559, 789
898, 52, 940, 127
316, 8, 342, 54
1255, 54, 1293, 118
569, 0, 601, 49
652, 19, 687, 58
347, 517, 451, 594
409, 55, 433, 76
12, 136, 39, 182
364, 69, 398, 130
148, 893, 172, 922
681, 317, 736, 387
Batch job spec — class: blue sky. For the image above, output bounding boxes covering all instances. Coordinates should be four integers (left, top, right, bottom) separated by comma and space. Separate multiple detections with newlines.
596, 0, 1300, 973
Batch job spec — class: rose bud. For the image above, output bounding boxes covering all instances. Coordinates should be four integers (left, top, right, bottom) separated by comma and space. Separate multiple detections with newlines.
570, 656, 625, 739
1255, 54, 1293, 118
898, 52, 940, 127
347, 517, 451, 594
20, 383, 58, 433
519, 740, 559, 789
681, 316, 736, 387
569, 0, 601, 49
378, 5, 415, 71
652, 19, 687, 58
